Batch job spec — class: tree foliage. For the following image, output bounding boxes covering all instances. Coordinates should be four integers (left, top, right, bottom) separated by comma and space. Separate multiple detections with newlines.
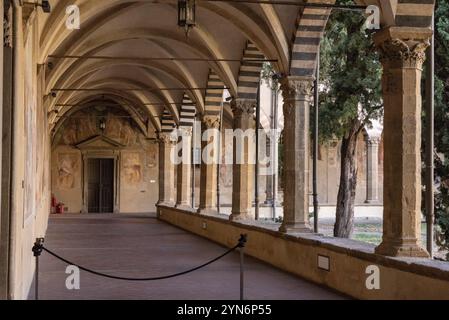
433, 0, 449, 258
319, 0, 382, 237
319, 0, 383, 143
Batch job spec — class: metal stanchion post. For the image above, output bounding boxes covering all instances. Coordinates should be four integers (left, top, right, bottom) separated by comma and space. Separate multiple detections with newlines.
32, 238, 45, 301
238, 234, 247, 300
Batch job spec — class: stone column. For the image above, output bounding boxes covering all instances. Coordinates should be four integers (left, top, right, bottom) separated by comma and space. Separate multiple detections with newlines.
176, 127, 193, 209
198, 115, 220, 215
279, 77, 313, 233
0, 1, 12, 300
265, 134, 274, 204
374, 27, 432, 257
157, 132, 177, 206
229, 99, 256, 221
365, 136, 380, 204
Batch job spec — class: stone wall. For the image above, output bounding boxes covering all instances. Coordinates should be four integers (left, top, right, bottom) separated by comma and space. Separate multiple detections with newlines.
159, 206, 449, 300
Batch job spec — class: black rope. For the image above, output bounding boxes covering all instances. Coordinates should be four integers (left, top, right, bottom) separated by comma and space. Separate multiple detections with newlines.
38, 234, 247, 282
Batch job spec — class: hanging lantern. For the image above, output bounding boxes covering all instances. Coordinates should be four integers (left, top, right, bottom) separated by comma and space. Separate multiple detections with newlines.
178, 0, 196, 36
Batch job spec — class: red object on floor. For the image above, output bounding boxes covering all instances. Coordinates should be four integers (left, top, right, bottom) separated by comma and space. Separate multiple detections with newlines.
56, 203, 65, 214
51, 194, 57, 208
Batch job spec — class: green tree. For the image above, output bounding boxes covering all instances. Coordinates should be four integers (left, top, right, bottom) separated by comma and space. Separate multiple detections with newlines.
319, 0, 382, 238
433, 0, 449, 258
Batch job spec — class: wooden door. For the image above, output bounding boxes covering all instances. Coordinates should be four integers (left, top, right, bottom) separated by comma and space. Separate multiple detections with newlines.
88, 159, 114, 213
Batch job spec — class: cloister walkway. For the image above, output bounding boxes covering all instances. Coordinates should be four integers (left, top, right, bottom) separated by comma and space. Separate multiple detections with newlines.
30, 214, 346, 300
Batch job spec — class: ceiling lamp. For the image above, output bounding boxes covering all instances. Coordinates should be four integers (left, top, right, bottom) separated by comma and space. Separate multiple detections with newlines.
178, 0, 196, 36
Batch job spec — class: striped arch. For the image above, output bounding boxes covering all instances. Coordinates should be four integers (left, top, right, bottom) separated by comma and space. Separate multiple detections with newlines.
236, 42, 264, 100
179, 94, 197, 128
204, 70, 225, 117
395, 0, 435, 28
290, 3, 334, 77
161, 109, 176, 133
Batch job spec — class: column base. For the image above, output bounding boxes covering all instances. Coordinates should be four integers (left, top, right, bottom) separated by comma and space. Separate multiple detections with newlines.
157, 201, 175, 207
279, 222, 313, 234
175, 204, 193, 211
229, 212, 253, 222
364, 199, 380, 204
263, 200, 282, 206
375, 240, 430, 258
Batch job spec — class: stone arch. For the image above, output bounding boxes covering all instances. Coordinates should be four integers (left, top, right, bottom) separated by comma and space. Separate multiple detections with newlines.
395, 0, 435, 28
161, 108, 176, 134
204, 69, 225, 117
236, 41, 264, 100
179, 94, 197, 129
290, 1, 335, 77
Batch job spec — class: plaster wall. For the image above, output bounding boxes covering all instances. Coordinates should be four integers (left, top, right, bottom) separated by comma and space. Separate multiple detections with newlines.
8, 10, 52, 299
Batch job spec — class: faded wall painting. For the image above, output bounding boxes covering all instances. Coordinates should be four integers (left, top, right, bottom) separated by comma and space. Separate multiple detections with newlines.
122, 152, 142, 186
57, 153, 79, 190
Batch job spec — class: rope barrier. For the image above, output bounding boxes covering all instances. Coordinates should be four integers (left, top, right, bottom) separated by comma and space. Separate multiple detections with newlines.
32, 234, 248, 299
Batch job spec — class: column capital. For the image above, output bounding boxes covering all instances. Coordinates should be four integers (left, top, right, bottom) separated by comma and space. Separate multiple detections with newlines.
366, 136, 381, 146
231, 98, 256, 118
201, 115, 220, 129
4, 6, 13, 48
178, 126, 193, 137
158, 132, 177, 145
280, 76, 314, 102
374, 27, 432, 70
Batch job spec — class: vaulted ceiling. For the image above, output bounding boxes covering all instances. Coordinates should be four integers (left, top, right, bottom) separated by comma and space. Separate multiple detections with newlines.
33, 0, 433, 136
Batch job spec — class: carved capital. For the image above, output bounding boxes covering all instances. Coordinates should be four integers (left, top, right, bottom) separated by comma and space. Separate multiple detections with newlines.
201, 115, 220, 129
158, 132, 178, 145
377, 38, 429, 69
4, 7, 12, 48
366, 136, 381, 146
178, 126, 193, 137
231, 99, 256, 118
280, 77, 314, 102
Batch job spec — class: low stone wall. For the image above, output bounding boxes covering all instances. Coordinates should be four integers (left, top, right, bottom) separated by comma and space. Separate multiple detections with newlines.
158, 205, 449, 300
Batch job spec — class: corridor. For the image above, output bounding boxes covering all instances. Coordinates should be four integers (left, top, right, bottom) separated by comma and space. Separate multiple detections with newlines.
30, 214, 345, 300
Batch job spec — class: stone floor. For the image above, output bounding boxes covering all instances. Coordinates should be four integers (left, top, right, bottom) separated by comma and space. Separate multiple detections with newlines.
30, 214, 346, 300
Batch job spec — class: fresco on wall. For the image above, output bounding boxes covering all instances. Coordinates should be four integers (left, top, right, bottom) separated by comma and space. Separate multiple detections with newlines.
77, 113, 97, 140
122, 153, 142, 185
105, 116, 138, 146
56, 106, 142, 147
57, 153, 79, 189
